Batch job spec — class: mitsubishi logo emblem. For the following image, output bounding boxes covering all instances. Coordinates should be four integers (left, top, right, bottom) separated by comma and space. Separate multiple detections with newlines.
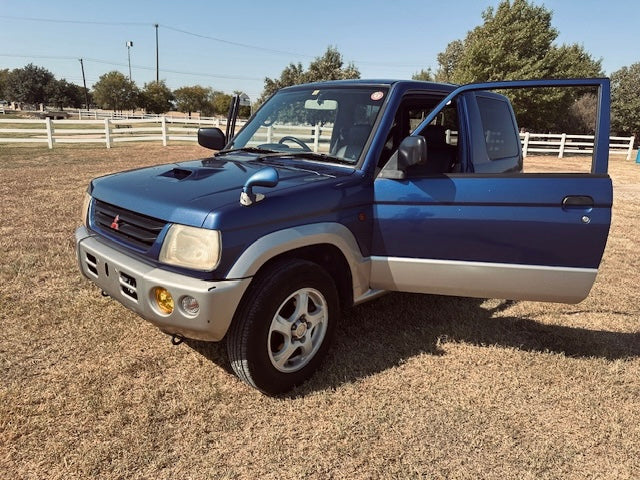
110, 215, 120, 230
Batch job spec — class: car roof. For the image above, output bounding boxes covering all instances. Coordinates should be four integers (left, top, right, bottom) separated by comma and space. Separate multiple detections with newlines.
281, 79, 458, 93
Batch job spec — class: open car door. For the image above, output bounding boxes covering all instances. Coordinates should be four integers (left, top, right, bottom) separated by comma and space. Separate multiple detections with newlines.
371, 79, 612, 303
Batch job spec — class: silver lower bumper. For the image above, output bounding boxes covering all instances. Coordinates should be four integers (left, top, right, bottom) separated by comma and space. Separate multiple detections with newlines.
75, 226, 250, 341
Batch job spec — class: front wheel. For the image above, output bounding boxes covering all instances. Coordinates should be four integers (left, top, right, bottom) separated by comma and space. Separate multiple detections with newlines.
227, 259, 339, 394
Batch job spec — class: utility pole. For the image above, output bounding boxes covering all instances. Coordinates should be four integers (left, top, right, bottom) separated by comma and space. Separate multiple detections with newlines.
154, 24, 159, 83
126, 41, 133, 81
78, 58, 89, 111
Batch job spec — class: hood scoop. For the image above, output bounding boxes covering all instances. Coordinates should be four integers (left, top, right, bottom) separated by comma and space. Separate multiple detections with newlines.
240, 167, 279, 206
160, 167, 192, 180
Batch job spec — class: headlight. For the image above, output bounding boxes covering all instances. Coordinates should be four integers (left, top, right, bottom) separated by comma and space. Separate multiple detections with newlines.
159, 224, 221, 271
81, 192, 91, 226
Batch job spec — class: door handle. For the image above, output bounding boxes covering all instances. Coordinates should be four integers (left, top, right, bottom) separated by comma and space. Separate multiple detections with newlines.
562, 195, 594, 208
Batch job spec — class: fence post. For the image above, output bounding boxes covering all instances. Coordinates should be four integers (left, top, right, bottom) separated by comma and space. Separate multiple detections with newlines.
627, 136, 635, 160
522, 132, 530, 157
558, 133, 567, 158
45, 118, 54, 149
161, 116, 168, 146
313, 126, 320, 152
267, 125, 273, 144
104, 118, 111, 149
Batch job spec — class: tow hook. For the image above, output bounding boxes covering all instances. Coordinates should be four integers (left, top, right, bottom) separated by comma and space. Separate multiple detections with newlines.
171, 334, 184, 346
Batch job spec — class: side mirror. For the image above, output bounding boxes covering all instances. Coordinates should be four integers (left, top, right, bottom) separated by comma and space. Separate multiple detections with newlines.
379, 136, 427, 179
240, 167, 280, 206
198, 127, 226, 150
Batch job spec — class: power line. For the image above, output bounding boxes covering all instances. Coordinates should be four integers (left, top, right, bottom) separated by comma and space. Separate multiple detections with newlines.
0, 14, 427, 68
158, 24, 315, 59
154, 24, 426, 67
0, 14, 149, 26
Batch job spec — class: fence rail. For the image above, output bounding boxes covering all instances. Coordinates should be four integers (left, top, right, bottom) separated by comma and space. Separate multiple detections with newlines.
0, 117, 636, 159
75, 110, 222, 122
520, 132, 635, 159
0, 117, 246, 149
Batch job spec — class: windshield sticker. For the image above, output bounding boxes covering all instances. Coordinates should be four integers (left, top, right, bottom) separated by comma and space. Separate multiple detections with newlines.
371, 91, 384, 101
312, 89, 320, 96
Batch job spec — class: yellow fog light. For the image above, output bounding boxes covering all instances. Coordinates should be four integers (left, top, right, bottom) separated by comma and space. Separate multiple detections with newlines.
154, 287, 174, 314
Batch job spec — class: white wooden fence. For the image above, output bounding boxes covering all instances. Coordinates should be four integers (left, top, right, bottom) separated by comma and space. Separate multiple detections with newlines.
0, 117, 636, 159
0, 117, 245, 149
246, 125, 334, 153
75, 110, 221, 122
520, 132, 635, 159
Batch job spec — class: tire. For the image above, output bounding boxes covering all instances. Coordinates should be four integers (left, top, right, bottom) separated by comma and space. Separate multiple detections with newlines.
227, 259, 339, 395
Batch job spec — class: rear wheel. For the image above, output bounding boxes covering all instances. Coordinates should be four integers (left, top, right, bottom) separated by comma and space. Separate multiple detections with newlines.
227, 259, 339, 394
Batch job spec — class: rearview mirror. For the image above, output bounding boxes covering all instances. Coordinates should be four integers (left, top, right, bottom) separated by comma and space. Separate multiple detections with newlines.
198, 128, 226, 150
304, 99, 338, 110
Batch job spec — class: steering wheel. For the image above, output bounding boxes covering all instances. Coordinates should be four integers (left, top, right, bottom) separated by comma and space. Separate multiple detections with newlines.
278, 136, 312, 152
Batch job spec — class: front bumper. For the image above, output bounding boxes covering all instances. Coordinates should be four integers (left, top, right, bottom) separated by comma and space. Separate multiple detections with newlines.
75, 226, 251, 341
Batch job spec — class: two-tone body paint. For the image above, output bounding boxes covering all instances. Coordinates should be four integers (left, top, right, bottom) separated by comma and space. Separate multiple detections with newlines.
365, 78, 612, 303
83, 78, 612, 311
87, 155, 373, 280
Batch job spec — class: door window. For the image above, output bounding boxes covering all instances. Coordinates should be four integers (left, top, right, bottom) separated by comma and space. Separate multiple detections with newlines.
379, 96, 461, 175
477, 96, 520, 160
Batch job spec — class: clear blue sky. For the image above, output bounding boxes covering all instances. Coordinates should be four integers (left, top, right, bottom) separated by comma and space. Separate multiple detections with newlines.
0, 0, 637, 101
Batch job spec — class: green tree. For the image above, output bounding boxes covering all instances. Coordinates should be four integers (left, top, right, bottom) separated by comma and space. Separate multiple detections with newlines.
141, 80, 174, 114
92, 71, 139, 111
211, 90, 232, 116
412, 69, 433, 81
433, 0, 602, 131
209, 91, 251, 118
304, 46, 360, 82
434, 40, 464, 82
568, 94, 598, 135
260, 63, 305, 105
610, 62, 640, 143
5, 64, 56, 105
0, 68, 10, 99
258, 47, 360, 104
47, 79, 85, 109
173, 85, 212, 117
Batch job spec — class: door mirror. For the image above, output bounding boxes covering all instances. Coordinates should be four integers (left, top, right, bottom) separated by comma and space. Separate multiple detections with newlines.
398, 136, 427, 167
379, 136, 427, 179
198, 128, 226, 150
241, 166, 280, 206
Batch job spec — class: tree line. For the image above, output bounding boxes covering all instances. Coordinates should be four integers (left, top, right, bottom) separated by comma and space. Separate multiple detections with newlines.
0, 65, 246, 117
0, 0, 637, 140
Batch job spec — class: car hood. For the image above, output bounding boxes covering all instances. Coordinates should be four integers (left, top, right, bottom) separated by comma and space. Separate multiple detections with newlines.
89, 155, 354, 226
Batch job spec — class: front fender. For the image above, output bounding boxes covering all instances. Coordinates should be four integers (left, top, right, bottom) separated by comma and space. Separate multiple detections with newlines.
226, 223, 371, 301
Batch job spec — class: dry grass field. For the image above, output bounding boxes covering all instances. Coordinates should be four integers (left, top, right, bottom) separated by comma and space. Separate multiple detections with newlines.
1, 144, 639, 479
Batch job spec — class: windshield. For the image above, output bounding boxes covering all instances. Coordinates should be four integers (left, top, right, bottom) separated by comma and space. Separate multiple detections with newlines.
229, 86, 388, 164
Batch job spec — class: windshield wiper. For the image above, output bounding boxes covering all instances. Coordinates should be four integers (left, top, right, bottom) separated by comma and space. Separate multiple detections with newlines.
216, 148, 356, 166
280, 151, 356, 166
215, 147, 277, 156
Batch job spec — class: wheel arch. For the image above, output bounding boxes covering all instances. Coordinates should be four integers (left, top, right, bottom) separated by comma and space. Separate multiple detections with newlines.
226, 223, 370, 309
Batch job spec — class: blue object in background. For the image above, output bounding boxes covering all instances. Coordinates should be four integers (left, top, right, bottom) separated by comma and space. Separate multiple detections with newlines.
636, 148, 640, 163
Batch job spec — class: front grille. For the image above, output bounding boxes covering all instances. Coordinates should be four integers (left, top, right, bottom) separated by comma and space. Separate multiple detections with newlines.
93, 200, 166, 250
